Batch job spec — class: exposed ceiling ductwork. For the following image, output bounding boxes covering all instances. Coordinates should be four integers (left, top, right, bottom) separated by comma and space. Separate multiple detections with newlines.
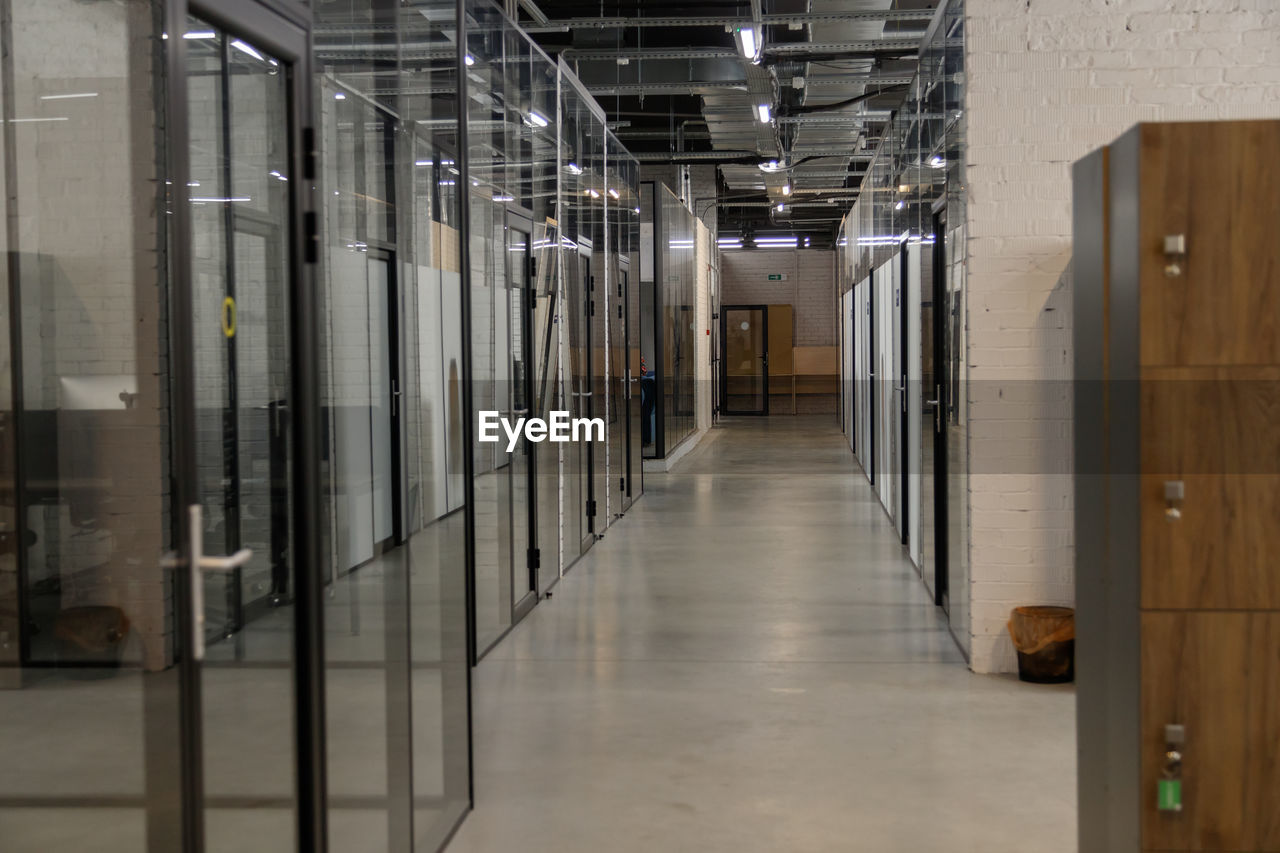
524, 1, 936, 241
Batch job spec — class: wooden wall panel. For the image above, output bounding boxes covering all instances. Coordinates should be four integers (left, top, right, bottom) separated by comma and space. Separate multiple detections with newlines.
767, 303, 794, 376
1142, 613, 1280, 852
1141, 612, 1250, 851
1243, 614, 1280, 851
1140, 365, 1280, 610
1139, 122, 1280, 368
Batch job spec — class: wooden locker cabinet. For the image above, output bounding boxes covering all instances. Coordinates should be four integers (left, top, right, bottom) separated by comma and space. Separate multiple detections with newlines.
1074, 121, 1280, 853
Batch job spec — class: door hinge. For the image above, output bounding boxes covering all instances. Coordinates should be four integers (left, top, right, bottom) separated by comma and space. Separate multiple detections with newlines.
586, 499, 597, 518
304, 211, 319, 264
530, 290, 536, 309
528, 547, 540, 569
619, 477, 625, 493
617, 303, 623, 319
302, 127, 317, 181
531, 257, 537, 278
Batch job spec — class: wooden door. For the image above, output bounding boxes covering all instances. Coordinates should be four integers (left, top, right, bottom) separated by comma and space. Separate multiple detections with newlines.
1137, 121, 1280, 853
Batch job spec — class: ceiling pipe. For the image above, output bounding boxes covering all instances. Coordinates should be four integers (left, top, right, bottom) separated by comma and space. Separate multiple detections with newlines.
786, 86, 909, 115
521, 10, 935, 32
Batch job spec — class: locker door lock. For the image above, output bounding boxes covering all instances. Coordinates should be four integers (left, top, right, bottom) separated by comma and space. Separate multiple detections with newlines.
1164, 480, 1184, 521
1164, 234, 1186, 278
1159, 724, 1184, 813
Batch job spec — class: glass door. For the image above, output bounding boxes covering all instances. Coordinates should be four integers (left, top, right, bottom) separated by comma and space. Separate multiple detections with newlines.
178, 7, 318, 851
720, 306, 769, 415
506, 216, 538, 621
611, 259, 633, 514
931, 207, 951, 613
579, 245, 597, 554
530, 220, 561, 595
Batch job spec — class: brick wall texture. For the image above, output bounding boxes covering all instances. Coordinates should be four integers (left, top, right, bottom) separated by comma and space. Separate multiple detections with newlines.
721, 249, 835, 346
964, 0, 1280, 672
721, 249, 836, 414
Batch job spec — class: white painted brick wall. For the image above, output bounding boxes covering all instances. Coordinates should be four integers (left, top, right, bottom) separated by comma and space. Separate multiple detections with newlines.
720, 249, 836, 346
964, 0, 1280, 673
720, 248, 837, 413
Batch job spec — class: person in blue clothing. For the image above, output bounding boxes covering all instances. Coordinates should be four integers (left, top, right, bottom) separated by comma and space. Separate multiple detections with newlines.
640, 356, 656, 447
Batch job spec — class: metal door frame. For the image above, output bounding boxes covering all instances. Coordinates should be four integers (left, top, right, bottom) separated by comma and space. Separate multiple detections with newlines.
618, 258, 636, 509
868, 279, 876, 485
719, 304, 770, 416
930, 204, 950, 612
898, 241, 910, 546
506, 209, 539, 625
166, 2, 326, 851
362, 246, 405, 555
578, 237, 598, 550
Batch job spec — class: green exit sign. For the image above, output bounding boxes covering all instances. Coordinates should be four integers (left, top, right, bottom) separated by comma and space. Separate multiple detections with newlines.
767, 273, 788, 281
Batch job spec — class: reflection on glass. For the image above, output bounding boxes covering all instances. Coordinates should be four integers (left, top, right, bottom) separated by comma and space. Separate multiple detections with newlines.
315, 0, 471, 848
185, 17, 300, 849
0, 2, 175, 848
835, 0, 968, 651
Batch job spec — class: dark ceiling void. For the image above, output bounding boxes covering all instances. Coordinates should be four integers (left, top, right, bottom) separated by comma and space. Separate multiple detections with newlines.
522, 0, 938, 245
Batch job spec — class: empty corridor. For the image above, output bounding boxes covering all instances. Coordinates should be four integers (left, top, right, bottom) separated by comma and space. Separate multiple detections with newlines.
448, 416, 1075, 852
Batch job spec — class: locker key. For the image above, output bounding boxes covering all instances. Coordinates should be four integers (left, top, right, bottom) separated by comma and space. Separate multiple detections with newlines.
1164, 480, 1184, 521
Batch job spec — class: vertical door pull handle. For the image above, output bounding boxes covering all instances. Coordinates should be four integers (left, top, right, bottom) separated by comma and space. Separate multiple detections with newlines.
182, 504, 253, 662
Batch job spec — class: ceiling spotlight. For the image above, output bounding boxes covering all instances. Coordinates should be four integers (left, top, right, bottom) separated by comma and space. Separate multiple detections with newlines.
930, 155, 945, 168
895, 200, 905, 210
734, 26, 760, 64
758, 160, 784, 173
334, 92, 346, 100
464, 54, 476, 67
776, 202, 785, 212
525, 111, 549, 128
782, 183, 791, 196
608, 188, 620, 200
756, 103, 771, 123
587, 189, 601, 199
565, 162, 582, 175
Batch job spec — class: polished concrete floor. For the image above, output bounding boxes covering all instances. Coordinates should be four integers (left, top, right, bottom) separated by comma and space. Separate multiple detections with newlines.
450, 415, 1076, 853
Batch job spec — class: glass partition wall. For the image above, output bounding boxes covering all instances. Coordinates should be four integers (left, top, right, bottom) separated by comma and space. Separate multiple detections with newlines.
837, 0, 967, 657
314, 1, 473, 849
642, 183, 697, 459
460, 8, 639, 635
0, 0, 639, 850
